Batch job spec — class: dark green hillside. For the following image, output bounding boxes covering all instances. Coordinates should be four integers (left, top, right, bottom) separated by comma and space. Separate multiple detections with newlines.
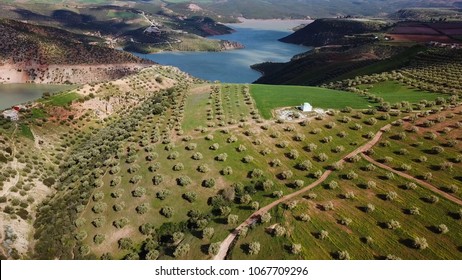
280, 18, 391, 47
0, 18, 150, 65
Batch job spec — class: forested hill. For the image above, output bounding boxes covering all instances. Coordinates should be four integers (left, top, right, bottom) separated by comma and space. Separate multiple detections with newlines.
279, 19, 391, 47
0, 18, 151, 65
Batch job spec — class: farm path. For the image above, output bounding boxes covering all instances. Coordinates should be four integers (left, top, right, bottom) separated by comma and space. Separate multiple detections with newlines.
362, 154, 462, 207
213, 123, 392, 260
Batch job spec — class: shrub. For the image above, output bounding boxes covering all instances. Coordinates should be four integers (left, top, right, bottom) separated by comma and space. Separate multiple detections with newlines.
260, 212, 271, 223
365, 203, 375, 213
344, 191, 355, 199
408, 206, 420, 215
210, 143, 220, 150
437, 224, 449, 234
92, 202, 107, 214
412, 237, 428, 250
197, 164, 210, 173
293, 180, 304, 189
250, 201, 259, 210
323, 201, 334, 211
156, 189, 171, 200
173, 163, 184, 171
387, 220, 401, 229
173, 244, 190, 258
287, 149, 299, 160
216, 153, 228, 161
242, 155, 254, 163
136, 203, 149, 215
386, 254, 401, 260
93, 234, 105, 245
167, 151, 179, 160
339, 217, 352, 226
297, 160, 312, 171
146, 250, 160, 260
202, 227, 215, 239
270, 159, 282, 167
386, 191, 398, 201
177, 176, 192, 186
183, 192, 197, 203
334, 251, 350, 260
290, 244, 302, 255
345, 171, 358, 180
316, 153, 329, 162
273, 225, 286, 237
319, 230, 329, 240
208, 242, 221, 256
132, 186, 146, 197
404, 182, 417, 190
92, 217, 105, 228
272, 191, 283, 198
192, 152, 203, 160
113, 218, 129, 229
221, 166, 233, 175
299, 213, 311, 222
240, 194, 252, 204
160, 206, 174, 218
227, 214, 239, 225
247, 242, 260, 255
202, 178, 216, 188
250, 169, 264, 178
118, 238, 134, 250
152, 174, 163, 185
279, 170, 293, 180
260, 179, 274, 191
327, 180, 339, 190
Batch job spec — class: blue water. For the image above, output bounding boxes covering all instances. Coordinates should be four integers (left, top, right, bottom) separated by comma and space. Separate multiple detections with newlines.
133, 21, 311, 83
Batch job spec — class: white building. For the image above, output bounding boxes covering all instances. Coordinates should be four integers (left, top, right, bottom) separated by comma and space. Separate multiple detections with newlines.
2, 110, 19, 121
300, 102, 313, 112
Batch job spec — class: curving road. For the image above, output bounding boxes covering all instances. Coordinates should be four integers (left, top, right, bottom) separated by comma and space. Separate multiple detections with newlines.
213, 124, 392, 260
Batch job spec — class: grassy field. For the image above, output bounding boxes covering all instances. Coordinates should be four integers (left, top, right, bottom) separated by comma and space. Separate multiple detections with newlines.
250, 84, 371, 119
358, 81, 443, 103
231, 157, 462, 260
42, 92, 81, 107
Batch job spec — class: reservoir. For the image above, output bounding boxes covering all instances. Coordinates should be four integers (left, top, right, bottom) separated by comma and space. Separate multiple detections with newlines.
134, 19, 312, 83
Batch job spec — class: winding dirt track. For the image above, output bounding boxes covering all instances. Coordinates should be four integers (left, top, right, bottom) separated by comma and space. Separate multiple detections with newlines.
213, 124, 391, 260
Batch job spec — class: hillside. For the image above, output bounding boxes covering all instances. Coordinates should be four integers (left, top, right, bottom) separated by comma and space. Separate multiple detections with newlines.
280, 18, 391, 47
0, 19, 154, 84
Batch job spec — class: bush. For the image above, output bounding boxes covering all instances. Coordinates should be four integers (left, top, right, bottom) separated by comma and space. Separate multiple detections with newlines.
92, 202, 107, 214
210, 143, 220, 150
279, 170, 293, 180
273, 225, 286, 237
136, 203, 149, 215
387, 219, 401, 229
426, 195, 439, 204
183, 192, 197, 202
177, 176, 192, 186
216, 153, 228, 161
386, 191, 398, 201
113, 217, 129, 229
293, 180, 304, 189
208, 242, 221, 256
260, 212, 271, 223
412, 237, 428, 250
242, 155, 254, 163
327, 180, 339, 190
202, 227, 215, 239
319, 230, 329, 240
93, 234, 105, 245
197, 164, 210, 173
202, 178, 216, 188
272, 191, 283, 198
437, 224, 449, 234
227, 214, 239, 225
299, 213, 311, 222
287, 149, 299, 160
146, 250, 160, 260
334, 251, 350, 260
92, 217, 105, 228
323, 201, 334, 211
247, 241, 260, 255
118, 238, 134, 250
191, 152, 203, 160
132, 186, 146, 197
173, 244, 190, 258
297, 160, 312, 171
339, 217, 352, 226
221, 166, 233, 175
156, 189, 171, 200
160, 206, 174, 218
173, 163, 185, 171
365, 203, 375, 213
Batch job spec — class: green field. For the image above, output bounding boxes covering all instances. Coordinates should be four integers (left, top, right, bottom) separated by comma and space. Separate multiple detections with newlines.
250, 84, 371, 119
358, 81, 443, 103
43, 92, 81, 106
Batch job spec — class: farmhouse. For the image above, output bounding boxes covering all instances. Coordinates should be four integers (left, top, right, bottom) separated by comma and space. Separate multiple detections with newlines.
2, 109, 19, 121
300, 102, 313, 112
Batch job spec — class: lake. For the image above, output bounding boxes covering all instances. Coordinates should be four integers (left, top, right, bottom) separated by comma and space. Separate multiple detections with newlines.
0, 84, 75, 110
133, 19, 312, 83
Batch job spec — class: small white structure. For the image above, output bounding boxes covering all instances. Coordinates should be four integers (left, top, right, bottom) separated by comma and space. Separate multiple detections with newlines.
300, 102, 313, 112
2, 110, 19, 121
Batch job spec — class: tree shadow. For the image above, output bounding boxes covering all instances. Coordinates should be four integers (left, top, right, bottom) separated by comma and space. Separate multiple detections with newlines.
377, 221, 388, 229
447, 211, 462, 220
200, 244, 209, 255
399, 238, 415, 249
426, 225, 440, 234
377, 194, 388, 201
